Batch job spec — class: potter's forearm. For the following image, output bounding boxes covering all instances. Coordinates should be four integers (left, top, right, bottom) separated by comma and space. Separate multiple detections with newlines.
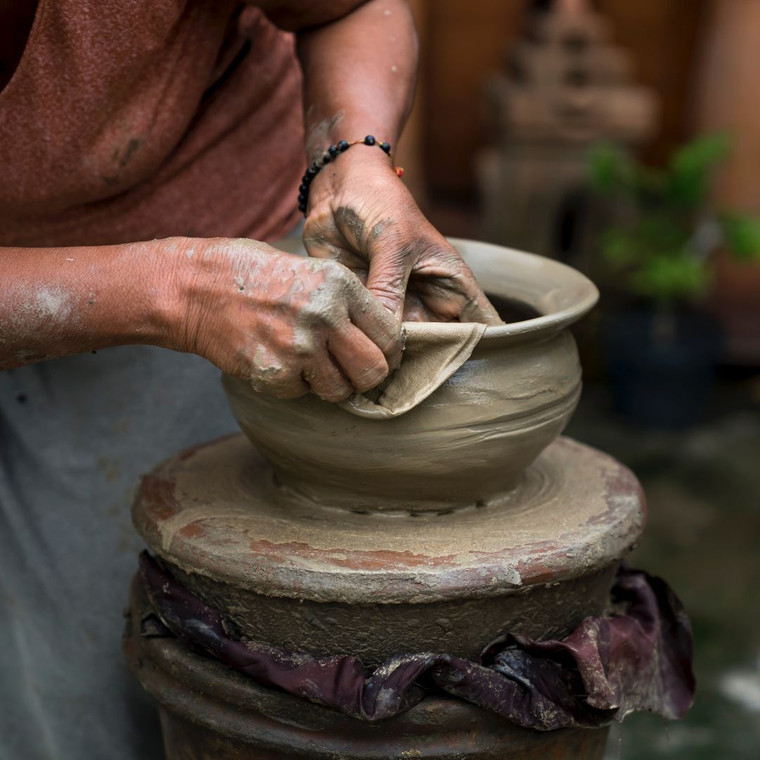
0, 237, 402, 399
296, 0, 418, 159
0, 242, 175, 370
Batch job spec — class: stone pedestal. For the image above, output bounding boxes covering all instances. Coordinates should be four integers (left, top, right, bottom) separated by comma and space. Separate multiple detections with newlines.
125, 433, 645, 759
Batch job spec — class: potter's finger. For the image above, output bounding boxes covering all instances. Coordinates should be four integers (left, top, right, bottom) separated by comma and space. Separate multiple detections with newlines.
458, 285, 502, 326
252, 371, 310, 399
407, 237, 502, 325
328, 323, 390, 393
403, 290, 442, 322
364, 243, 414, 321
348, 287, 404, 370
415, 270, 503, 326
302, 357, 354, 403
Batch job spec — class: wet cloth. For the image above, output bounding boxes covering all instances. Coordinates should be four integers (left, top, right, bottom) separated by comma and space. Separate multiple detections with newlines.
139, 552, 695, 728
340, 322, 488, 419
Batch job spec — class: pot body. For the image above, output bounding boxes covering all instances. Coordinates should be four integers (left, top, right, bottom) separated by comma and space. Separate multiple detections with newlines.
223, 329, 581, 512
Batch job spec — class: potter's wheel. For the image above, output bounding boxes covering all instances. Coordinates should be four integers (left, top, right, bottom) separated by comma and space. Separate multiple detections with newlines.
133, 434, 645, 663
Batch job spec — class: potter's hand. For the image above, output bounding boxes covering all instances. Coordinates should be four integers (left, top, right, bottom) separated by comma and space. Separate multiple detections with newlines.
169, 238, 402, 401
302, 148, 502, 326
289, 0, 500, 324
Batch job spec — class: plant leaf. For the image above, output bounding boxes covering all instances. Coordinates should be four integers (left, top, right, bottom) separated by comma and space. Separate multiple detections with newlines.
588, 143, 635, 193
630, 252, 710, 302
720, 214, 760, 261
600, 229, 639, 268
667, 133, 730, 209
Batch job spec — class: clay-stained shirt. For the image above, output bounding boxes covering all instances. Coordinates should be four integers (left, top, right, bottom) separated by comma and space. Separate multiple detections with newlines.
0, 0, 304, 247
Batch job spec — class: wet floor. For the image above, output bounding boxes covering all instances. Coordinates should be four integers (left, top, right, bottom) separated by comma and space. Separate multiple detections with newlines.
565, 374, 760, 760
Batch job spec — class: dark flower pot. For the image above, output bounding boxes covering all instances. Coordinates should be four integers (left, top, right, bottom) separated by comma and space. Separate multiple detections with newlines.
605, 308, 723, 429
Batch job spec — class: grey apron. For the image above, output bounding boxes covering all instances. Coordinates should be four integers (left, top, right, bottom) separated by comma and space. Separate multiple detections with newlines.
0, 346, 237, 759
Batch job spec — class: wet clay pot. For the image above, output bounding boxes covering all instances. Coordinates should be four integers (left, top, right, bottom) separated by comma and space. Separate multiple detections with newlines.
223, 239, 599, 512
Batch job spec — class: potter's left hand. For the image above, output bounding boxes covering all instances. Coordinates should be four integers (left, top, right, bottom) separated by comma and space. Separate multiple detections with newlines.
303, 147, 502, 326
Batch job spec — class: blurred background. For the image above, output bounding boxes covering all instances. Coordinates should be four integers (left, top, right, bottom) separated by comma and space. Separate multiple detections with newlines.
397, 1, 760, 758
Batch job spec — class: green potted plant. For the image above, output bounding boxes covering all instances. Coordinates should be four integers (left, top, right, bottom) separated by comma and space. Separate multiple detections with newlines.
588, 134, 760, 428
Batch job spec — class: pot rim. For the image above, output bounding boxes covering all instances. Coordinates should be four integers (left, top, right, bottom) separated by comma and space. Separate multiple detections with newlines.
447, 238, 599, 340
273, 236, 599, 339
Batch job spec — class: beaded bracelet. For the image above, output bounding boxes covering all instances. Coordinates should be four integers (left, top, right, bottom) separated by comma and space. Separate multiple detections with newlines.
297, 135, 404, 214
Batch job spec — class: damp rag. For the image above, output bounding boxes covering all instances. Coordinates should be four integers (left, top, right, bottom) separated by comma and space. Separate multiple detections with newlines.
339, 321, 487, 419
138, 552, 695, 730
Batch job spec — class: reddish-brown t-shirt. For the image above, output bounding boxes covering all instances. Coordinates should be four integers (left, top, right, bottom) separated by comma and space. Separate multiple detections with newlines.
0, 0, 304, 246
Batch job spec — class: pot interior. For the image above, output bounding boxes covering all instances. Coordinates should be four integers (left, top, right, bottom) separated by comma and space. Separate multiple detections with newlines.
485, 293, 543, 323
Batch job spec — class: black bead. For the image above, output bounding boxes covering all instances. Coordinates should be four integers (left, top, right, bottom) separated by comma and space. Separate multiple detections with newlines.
305, 167, 316, 179
299, 183, 308, 193
328, 144, 339, 157
322, 152, 332, 163
364, 135, 376, 145
380, 141, 391, 154
337, 139, 350, 152
311, 160, 320, 172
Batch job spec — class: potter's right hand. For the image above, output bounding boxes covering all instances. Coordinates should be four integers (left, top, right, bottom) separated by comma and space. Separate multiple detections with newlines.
166, 237, 403, 401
